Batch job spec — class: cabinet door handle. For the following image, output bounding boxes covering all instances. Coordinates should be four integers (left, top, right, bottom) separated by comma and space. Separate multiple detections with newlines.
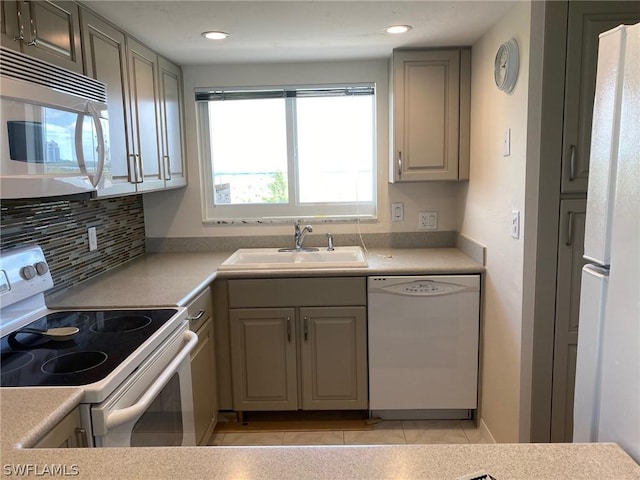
303, 316, 309, 342
569, 145, 576, 182
13, 2, 24, 41
74, 427, 88, 448
397, 151, 403, 179
137, 154, 144, 183
164, 155, 172, 180
129, 153, 138, 183
25, 1, 37, 46
565, 211, 575, 246
187, 310, 205, 322
286, 317, 292, 342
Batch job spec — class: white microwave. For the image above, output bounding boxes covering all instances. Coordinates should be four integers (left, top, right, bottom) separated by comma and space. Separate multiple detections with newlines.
0, 47, 110, 199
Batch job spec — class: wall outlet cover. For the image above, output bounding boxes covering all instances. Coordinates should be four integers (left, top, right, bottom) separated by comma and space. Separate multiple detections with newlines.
418, 211, 438, 230
88, 227, 98, 251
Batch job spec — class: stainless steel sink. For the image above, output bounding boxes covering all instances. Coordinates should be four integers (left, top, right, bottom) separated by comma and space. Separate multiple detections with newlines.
218, 246, 368, 270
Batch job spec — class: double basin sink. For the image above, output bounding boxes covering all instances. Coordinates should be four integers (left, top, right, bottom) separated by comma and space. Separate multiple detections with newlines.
218, 246, 367, 270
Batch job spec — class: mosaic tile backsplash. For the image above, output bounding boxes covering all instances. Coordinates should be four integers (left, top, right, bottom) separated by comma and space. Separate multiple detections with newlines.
1, 195, 145, 296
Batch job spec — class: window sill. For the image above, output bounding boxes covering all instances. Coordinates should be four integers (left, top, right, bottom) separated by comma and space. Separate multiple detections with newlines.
202, 215, 377, 226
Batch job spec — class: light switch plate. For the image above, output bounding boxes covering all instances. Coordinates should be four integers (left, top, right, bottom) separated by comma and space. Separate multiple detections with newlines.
511, 210, 520, 239
391, 202, 404, 222
503, 128, 511, 157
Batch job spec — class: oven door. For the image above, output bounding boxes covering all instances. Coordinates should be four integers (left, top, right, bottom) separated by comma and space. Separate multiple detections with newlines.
89, 324, 197, 447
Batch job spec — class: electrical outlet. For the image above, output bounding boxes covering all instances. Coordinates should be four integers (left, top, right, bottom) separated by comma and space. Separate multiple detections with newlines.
418, 211, 438, 231
391, 202, 404, 222
88, 227, 98, 251
511, 210, 520, 239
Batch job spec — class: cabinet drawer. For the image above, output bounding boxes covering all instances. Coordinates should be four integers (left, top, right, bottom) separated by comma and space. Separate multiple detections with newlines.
228, 277, 366, 308
187, 287, 213, 332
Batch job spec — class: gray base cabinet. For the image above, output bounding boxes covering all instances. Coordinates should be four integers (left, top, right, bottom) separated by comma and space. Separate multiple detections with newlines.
34, 407, 87, 448
187, 287, 218, 445
228, 278, 368, 412
299, 306, 368, 410
230, 308, 298, 410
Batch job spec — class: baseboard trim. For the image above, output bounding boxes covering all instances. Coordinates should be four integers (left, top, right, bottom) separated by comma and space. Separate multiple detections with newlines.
479, 418, 497, 443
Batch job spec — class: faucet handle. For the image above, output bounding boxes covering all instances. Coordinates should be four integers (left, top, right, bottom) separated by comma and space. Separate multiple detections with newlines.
326, 233, 335, 251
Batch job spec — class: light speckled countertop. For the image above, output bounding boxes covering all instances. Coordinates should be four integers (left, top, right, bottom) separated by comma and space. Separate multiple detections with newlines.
4, 248, 639, 478
2, 387, 639, 480
47, 248, 484, 308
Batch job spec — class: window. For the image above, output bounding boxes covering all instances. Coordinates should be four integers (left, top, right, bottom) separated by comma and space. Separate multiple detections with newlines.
196, 84, 376, 223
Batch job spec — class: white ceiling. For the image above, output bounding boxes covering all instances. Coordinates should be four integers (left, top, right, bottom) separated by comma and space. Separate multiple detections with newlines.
83, 1, 517, 65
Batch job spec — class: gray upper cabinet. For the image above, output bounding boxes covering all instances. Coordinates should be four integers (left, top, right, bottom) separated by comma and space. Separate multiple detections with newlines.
1, 1, 82, 73
126, 38, 165, 192
158, 57, 187, 189
80, 10, 136, 196
79, 5, 187, 197
389, 48, 471, 182
561, 1, 640, 193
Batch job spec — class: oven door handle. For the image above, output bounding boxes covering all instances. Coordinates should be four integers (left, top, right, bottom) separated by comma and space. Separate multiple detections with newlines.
104, 330, 198, 431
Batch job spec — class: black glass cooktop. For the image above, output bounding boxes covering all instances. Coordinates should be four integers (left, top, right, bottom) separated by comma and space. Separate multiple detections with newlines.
0, 309, 178, 387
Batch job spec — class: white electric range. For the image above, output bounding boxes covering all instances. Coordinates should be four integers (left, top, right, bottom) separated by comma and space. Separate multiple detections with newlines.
0, 245, 197, 447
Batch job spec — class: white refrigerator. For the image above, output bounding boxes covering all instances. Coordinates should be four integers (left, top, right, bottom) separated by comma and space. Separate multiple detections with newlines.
573, 23, 640, 463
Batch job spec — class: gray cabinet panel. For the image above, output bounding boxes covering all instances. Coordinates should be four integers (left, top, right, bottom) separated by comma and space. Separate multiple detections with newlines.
389, 48, 470, 182
551, 199, 587, 442
230, 308, 298, 411
81, 10, 136, 196
300, 307, 367, 410
127, 38, 164, 192
158, 57, 187, 188
1, 1, 82, 73
561, 1, 640, 193
228, 277, 366, 308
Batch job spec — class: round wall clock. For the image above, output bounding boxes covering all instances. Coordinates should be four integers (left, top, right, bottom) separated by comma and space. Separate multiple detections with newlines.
494, 38, 519, 94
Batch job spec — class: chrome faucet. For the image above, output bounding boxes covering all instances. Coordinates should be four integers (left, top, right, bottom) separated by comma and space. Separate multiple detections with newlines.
294, 220, 313, 251
326, 233, 335, 251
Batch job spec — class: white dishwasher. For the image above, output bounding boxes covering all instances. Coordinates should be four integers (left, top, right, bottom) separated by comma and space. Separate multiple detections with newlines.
368, 275, 480, 418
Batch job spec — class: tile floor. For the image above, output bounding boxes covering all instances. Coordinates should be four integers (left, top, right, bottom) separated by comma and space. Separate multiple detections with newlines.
207, 420, 494, 446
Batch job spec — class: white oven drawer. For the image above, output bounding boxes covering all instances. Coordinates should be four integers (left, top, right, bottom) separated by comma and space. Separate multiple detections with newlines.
90, 324, 197, 447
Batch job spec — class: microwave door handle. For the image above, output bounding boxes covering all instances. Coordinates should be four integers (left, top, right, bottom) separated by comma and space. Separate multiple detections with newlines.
87, 102, 106, 187
74, 112, 88, 174
103, 330, 197, 432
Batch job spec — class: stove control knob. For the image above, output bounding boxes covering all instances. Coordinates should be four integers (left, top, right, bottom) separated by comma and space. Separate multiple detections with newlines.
20, 265, 37, 281
35, 262, 49, 275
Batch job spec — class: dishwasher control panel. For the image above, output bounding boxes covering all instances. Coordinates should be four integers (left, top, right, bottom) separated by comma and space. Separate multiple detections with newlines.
369, 276, 478, 296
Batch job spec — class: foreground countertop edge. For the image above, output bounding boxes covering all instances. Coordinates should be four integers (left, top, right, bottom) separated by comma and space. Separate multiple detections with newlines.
47, 247, 485, 309
1, 386, 639, 480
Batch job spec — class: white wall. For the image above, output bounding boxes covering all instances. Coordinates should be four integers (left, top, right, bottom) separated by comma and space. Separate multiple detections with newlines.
459, 2, 531, 442
144, 60, 460, 239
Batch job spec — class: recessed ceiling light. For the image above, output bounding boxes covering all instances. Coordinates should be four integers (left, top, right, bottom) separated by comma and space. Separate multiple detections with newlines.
201, 31, 230, 40
385, 25, 412, 35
